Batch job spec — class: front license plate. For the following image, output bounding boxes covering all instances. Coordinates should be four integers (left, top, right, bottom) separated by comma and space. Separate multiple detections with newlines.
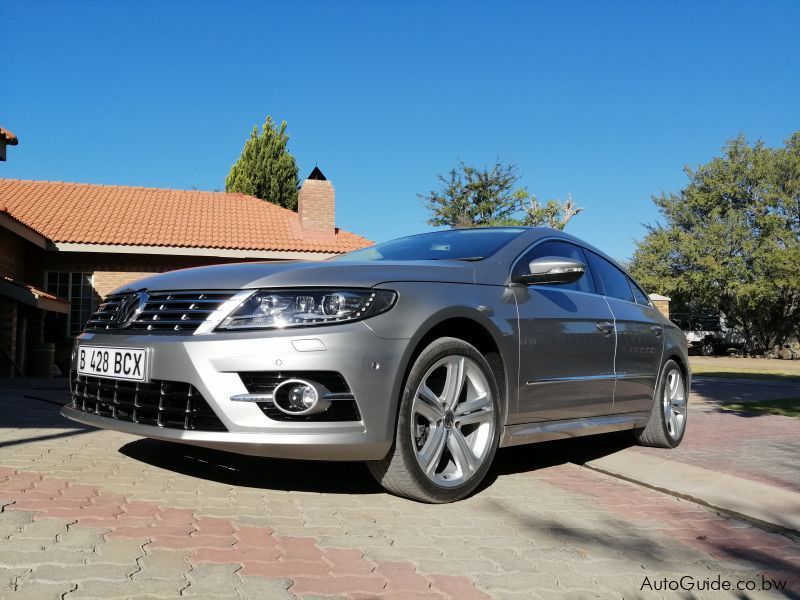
77, 346, 147, 382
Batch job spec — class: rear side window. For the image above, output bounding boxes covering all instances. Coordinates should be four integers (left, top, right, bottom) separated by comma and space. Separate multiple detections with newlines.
586, 251, 634, 302
514, 240, 596, 293
628, 278, 651, 306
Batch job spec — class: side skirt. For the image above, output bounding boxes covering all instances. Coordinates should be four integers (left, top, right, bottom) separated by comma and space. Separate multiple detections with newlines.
499, 412, 650, 447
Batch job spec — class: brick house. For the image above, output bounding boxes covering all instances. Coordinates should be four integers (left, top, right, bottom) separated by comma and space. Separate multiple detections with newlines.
0, 170, 370, 376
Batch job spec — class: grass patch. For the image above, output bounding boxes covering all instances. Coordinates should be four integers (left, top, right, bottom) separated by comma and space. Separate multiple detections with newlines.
689, 366, 800, 383
720, 397, 800, 418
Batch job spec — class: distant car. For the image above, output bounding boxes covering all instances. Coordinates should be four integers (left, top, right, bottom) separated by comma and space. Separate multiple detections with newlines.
671, 313, 746, 356
62, 228, 690, 503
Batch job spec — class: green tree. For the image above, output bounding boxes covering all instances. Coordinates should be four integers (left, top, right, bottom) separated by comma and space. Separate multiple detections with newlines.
226, 116, 299, 210
419, 160, 582, 230
630, 133, 800, 351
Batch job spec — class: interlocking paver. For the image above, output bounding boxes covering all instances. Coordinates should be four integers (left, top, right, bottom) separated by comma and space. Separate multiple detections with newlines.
90, 538, 146, 565
0, 549, 88, 567
63, 578, 186, 599
0, 508, 32, 537
25, 562, 135, 583
5, 581, 77, 600
0, 566, 31, 591
182, 562, 241, 597
236, 574, 295, 599
133, 549, 190, 580
2, 385, 800, 598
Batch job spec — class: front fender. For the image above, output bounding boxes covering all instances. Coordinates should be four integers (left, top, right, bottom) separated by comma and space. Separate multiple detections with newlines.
363, 282, 520, 432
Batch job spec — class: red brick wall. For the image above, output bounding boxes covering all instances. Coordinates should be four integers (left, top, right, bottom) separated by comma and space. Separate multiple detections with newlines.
297, 179, 335, 234
652, 299, 670, 320
0, 231, 31, 375
0, 298, 18, 376
0, 230, 28, 280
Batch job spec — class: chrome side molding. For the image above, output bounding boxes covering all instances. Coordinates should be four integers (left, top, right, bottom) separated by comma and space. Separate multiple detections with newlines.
500, 413, 649, 447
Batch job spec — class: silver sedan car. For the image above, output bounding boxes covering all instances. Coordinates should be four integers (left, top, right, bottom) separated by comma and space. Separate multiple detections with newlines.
62, 227, 689, 503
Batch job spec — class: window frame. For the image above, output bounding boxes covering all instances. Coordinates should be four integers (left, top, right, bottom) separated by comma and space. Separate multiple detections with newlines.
509, 237, 653, 307
44, 271, 95, 336
627, 276, 652, 307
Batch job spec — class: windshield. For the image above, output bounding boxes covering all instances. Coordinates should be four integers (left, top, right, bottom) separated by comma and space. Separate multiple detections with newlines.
334, 228, 526, 262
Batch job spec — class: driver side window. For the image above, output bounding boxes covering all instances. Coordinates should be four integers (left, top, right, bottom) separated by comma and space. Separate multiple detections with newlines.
513, 240, 596, 293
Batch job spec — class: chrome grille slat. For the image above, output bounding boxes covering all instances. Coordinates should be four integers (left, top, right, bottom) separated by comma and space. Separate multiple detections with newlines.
132, 319, 207, 326
138, 309, 215, 316
148, 298, 224, 305
84, 290, 238, 334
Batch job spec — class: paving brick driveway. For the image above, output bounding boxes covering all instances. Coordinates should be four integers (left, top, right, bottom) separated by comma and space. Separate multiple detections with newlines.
633, 376, 800, 493
0, 380, 798, 599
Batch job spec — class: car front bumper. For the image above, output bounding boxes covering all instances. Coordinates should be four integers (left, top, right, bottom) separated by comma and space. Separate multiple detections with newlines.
61, 322, 410, 460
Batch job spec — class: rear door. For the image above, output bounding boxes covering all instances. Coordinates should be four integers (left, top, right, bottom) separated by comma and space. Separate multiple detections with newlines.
585, 251, 664, 414
513, 240, 616, 423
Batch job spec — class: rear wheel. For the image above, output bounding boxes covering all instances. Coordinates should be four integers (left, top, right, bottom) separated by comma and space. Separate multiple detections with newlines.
700, 340, 715, 356
636, 359, 688, 448
367, 337, 500, 503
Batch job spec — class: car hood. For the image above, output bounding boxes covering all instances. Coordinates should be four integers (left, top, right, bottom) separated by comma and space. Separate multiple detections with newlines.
111, 260, 476, 294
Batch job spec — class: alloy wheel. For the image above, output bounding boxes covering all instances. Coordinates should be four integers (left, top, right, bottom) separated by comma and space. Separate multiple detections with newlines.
410, 355, 495, 487
662, 367, 687, 439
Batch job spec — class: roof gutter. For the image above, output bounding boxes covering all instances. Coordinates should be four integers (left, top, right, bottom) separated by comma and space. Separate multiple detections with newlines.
0, 212, 51, 249
53, 242, 339, 261
0, 278, 69, 314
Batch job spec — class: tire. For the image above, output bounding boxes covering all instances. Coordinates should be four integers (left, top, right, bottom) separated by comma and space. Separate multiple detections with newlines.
700, 341, 715, 356
635, 359, 688, 448
367, 337, 501, 503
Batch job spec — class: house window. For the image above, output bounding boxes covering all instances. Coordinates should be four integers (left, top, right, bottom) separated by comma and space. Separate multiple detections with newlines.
46, 272, 95, 336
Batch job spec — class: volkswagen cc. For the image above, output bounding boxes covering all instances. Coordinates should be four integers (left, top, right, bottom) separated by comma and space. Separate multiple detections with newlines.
62, 228, 689, 503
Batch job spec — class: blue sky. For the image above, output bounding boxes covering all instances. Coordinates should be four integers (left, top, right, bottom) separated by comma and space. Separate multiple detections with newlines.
3, 1, 798, 261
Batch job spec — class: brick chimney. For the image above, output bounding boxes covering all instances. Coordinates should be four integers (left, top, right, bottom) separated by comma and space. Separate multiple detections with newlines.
297, 167, 335, 236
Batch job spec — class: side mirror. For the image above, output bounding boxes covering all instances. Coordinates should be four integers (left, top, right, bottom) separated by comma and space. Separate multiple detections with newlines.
513, 256, 586, 285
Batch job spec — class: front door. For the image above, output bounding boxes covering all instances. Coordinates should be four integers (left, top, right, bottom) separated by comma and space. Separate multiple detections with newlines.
513, 240, 616, 423
584, 251, 664, 414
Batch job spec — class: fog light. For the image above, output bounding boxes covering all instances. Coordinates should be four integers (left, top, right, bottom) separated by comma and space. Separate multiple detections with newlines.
273, 379, 331, 416
288, 383, 317, 411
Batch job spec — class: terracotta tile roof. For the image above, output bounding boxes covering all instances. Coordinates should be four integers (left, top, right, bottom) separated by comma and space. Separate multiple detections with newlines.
0, 128, 18, 145
1, 274, 68, 304
0, 179, 371, 254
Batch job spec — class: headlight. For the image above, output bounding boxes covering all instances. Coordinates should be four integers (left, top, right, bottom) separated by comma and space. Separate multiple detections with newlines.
216, 289, 397, 330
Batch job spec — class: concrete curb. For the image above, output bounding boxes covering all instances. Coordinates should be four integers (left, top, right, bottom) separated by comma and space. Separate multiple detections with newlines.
584, 451, 800, 536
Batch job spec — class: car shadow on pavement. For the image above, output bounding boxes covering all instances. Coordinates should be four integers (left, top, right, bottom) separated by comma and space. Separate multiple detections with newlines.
0, 390, 93, 448
119, 439, 385, 495
120, 432, 635, 497
483, 431, 635, 487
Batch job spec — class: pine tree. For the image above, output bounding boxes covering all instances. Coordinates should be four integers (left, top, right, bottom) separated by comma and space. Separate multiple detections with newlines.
225, 116, 300, 210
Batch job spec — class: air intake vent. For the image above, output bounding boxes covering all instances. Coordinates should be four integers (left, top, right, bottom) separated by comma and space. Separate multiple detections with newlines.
70, 372, 227, 432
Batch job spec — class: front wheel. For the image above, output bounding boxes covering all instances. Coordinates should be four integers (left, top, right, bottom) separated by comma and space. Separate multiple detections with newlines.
635, 359, 688, 448
367, 337, 501, 503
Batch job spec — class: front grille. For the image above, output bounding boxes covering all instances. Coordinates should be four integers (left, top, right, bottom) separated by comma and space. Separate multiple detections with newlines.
85, 290, 237, 334
70, 371, 227, 431
239, 371, 361, 422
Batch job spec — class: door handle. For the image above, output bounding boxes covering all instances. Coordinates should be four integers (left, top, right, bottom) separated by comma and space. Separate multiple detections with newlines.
596, 322, 614, 335
651, 325, 663, 336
